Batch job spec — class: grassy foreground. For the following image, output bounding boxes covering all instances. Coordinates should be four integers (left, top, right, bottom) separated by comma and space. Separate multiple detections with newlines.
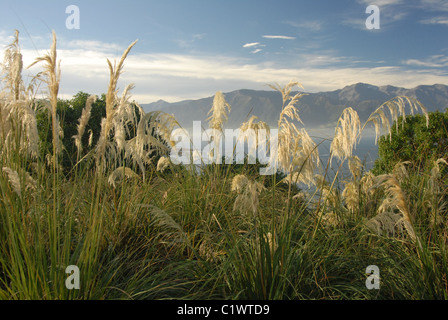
0, 30, 447, 300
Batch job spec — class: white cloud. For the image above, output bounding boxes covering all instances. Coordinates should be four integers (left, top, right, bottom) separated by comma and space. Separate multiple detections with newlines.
262, 35, 296, 40
64, 39, 123, 53
175, 33, 207, 49
357, 0, 403, 6
403, 54, 448, 68
341, 18, 367, 30
251, 49, 262, 54
243, 42, 260, 48
284, 20, 323, 31
419, 16, 448, 25
192, 33, 207, 40
417, 0, 448, 12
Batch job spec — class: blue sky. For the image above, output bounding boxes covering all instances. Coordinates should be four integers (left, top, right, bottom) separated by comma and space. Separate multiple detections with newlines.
1, 0, 448, 103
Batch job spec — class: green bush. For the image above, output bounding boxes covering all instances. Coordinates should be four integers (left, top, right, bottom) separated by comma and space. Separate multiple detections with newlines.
373, 110, 448, 174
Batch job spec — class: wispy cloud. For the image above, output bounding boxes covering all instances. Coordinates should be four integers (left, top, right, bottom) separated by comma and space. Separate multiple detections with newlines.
243, 42, 260, 48
65, 39, 123, 53
192, 33, 207, 40
403, 54, 448, 68
357, 0, 403, 6
284, 20, 323, 31
262, 35, 296, 40
176, 33, 207, 49
243, 42, 265, 54
419, 16, 448, 25
417, 0, 448, 12
342, 18, 368, 30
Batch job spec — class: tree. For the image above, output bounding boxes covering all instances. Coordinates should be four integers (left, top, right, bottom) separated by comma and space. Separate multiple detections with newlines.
36, 91, 170, 176
36, 91, 106, 174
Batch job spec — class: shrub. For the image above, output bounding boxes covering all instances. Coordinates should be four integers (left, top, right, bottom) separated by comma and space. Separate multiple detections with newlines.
373, 110, 448, 175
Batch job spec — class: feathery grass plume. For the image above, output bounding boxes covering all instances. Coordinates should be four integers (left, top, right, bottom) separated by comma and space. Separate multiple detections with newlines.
28, 30, 62, 160
105, 40, 138, 134
426, 158, 448, 225
330, 107, 361, 164
314, 173, 339, 207
369, 174, 416, 241
73, 94, 97, 155
270, 81, 318, 187
348, 155, 362, 180
280, 140, 317, 187
366, 211, 405, 237
207, 91, 231, 131
360, 171, 376, 197
1, 30, 23, 101
20, 104, 39, 157
239, 115, 270, 136
0, 30, 39, 158
147, 205, 186, 245
363, 96, 429, 144
2, 167, 22, 196
272, 80, 305, 132
88, 129, 94, 147
428, 157, 447, 197
1, 166, 36, 197
108, 166, 140, 188
343, 158, 369, 213
205, 91, 230, 162
0, 98, 5, 147
97, 39, 138, 161
279, 127, 319, 187
157, 156, 171, 172
126, 110, 179, 177
231, 174, 249, 193
392, 161, 410, 183
231, 174, 265, 215
342, 180, 358, 213
238, 115, 271, 162
268, 80, 305, 113
239, 115, 270, 142
318, 211, 340, 227
3, 101, 39, 158
111, 84, 137, 155
430, 158, 447, 183
313, 174, 341, 225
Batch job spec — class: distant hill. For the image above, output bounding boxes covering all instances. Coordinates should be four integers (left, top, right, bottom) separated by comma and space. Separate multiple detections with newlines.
141, 83, 448, 130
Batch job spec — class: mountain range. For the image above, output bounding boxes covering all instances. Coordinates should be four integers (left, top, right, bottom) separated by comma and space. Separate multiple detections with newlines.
141, 83, 448, 131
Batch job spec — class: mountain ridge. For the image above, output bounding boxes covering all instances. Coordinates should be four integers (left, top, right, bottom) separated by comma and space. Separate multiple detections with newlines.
141, 83, 448, 130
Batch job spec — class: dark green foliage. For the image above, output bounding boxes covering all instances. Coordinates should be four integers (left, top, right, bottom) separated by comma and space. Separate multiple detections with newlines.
35, 91, 155, 175
373, 110, 448, 174
36, 92, 106, 173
